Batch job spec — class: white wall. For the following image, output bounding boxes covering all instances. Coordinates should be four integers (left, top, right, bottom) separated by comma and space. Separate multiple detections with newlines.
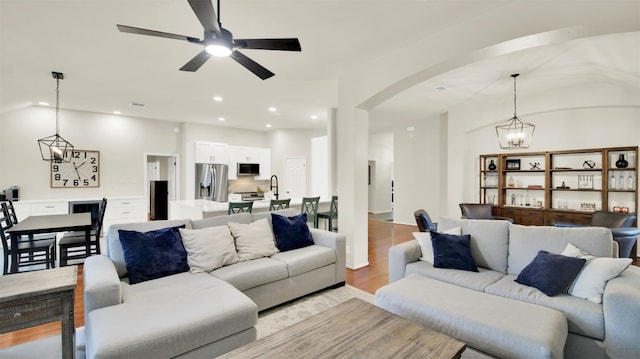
0, 106, 182, 200
368, 130, 393, 213
267, 128, 326, 200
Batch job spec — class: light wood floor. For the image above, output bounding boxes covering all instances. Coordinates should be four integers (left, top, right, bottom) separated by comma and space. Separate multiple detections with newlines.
3, 219, 637, 349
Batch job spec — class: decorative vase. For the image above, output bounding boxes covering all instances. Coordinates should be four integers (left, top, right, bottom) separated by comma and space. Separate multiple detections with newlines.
488, 160, 497, 171
615, 154, 628, 168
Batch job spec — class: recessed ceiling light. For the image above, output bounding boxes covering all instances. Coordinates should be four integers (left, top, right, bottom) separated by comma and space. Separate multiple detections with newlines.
213, 96, 223, 102
39, 102, 50, 106
435, 86, 447, 91
311, 115, 318, 120
218, 117, 225, 121
113, 110, 122, 115
129, 102, 146, 108
265, 124, 272, 128
268, 107, 277, 112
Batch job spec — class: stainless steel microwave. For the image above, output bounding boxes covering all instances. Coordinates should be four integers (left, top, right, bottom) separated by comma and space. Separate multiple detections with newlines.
237, 163, 260, 176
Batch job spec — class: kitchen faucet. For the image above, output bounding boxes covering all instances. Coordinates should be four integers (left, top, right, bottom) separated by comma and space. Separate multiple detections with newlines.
270, 175, 279, 199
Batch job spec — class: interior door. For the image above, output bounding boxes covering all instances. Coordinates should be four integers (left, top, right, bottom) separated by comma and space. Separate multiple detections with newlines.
284, 156, 306, 200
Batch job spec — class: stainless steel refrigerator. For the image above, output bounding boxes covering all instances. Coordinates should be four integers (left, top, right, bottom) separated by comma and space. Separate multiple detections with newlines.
195, 163, 228, 201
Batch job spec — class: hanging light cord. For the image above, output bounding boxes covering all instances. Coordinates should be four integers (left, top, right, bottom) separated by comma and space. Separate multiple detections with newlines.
55, 76, 60, 135
513, 74, 518, 117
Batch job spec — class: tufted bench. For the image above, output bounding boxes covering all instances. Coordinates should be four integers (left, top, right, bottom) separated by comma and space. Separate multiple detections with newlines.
375, 274, 568, 359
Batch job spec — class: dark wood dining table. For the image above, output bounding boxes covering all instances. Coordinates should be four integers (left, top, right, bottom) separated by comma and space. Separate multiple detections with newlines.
5, 212, 92, 273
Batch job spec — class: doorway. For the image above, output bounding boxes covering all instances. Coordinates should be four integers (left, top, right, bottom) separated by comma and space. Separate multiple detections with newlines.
144, 153, 179, 218
284, 156, 306, 200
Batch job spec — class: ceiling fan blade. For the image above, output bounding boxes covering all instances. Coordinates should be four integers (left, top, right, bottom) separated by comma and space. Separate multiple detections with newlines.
117, 24, 198, 42
188, 0, 221, 34
234, 38, 301, 51
180, 50, 212, 72
230, 51, 275, 80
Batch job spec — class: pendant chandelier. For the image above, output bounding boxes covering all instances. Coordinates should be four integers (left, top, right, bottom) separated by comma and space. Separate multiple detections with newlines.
38, 72, 74, 163
495, 73, 535, 149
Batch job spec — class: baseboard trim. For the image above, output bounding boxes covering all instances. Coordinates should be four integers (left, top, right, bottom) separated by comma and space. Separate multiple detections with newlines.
346, 262, 369, 270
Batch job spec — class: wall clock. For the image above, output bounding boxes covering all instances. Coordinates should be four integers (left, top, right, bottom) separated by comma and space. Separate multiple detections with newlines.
51, 150, 100, 188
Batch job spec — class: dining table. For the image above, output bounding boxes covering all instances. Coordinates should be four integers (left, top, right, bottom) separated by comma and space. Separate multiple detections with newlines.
5, 212, 92, 273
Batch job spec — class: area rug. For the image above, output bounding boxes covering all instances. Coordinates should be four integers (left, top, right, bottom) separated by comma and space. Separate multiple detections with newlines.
256, 285, 374, 339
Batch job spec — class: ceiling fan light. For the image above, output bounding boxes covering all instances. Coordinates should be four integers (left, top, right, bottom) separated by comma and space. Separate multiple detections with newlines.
205, 44, 232, 57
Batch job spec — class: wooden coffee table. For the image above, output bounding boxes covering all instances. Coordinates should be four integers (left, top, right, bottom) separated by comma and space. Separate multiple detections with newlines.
219, 298, 466, 358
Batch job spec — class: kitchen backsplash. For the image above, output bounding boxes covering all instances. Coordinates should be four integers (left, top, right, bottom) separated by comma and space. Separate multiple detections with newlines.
228, 177, 270, 193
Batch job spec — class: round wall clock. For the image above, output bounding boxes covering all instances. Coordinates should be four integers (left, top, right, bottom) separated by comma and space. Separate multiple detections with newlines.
51, 150, 100, 188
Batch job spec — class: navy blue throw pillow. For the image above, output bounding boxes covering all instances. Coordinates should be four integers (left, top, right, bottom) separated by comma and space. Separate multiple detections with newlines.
430, 231, 478, 272
271, 213, 314, 252
515, 250, 586, 296
119, 225, 189, 284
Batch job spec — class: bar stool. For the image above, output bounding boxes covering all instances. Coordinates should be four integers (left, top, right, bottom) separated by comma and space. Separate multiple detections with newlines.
317, 196, 338, 232
228, 201, 253, 214
301, 196, 320, 228
269, 198, 291, 211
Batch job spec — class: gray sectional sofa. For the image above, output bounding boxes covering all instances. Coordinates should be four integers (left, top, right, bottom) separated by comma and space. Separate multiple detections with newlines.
376, 218, 640, 359
79, 209, 346, 359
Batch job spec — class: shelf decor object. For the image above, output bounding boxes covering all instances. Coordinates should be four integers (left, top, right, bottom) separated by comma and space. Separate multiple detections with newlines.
38, 72, 75, 163
615, 154, 629, 168
495, 74, 535, 150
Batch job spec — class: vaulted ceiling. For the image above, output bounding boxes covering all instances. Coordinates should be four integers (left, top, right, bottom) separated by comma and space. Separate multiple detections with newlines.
1, 1, 639, 132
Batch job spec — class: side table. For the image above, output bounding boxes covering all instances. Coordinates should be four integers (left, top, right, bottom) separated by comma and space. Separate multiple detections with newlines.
0, 266, 78, 359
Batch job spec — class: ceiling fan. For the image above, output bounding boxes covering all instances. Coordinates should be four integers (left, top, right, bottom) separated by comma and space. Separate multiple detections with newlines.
117, 0, 301, 80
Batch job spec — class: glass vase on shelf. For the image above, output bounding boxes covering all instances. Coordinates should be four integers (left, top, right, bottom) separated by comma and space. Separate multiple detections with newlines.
609, 173, 616, 190
508, 176, 515, 188
618, 173, 625, 190
627, 172, 635, 190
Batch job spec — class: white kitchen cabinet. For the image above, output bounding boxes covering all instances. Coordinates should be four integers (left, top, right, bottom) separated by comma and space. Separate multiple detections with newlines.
255, 148, 272, 180
234, 146, 261, 163
228, 148, 238, 180
194, 141, 228, 164
102, 197, 147, 233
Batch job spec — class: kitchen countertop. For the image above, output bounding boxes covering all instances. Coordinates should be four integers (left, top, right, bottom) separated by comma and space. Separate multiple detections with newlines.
169, 198, 330, 220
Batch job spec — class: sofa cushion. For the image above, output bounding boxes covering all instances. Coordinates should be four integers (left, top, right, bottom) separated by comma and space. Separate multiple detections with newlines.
561, 243, 632, 303
107, 219, 192, 278
485, 275, 605, 340
271, 245, 336, 276
191, 212, 252, 229
179, 226, 239, 273
515, 250, 586, 296
228, 218, 278, 261
88, 272, 257, 359
414, 226, 461, 263
251, 208, 298, 224
212, 257, 288, 291
431, 231, 478, 272
271, 213, 314, 252
508, 225, 613, 276
406, 261, 504, 292
438, 217, 510, 273
118, 226, 189, 284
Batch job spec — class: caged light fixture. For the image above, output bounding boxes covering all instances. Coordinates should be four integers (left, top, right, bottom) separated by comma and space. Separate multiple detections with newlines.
495, 74, 535, 149
38, 72, 74, 163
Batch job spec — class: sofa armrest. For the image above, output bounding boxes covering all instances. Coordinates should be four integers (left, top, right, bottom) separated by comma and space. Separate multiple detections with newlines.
310, 228, 346, 283
83, 255, 122, 321
389, 240, 422, 283
603, 266, 640, 358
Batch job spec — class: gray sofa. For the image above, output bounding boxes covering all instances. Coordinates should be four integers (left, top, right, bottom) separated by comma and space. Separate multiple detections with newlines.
376, 218, 640, 359
79, 209, 346, 359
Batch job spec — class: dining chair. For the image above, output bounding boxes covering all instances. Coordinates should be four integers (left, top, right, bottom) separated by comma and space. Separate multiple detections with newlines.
459, 203, 514, 223
301, 196, 320, 228
269, 198, 291, 211
317, 196, 338, 232
413, 209, 437, 232
228, 201, 253, 214
59, 197, 107, 266
1, 202, 56, 274
4, 200, 58, 243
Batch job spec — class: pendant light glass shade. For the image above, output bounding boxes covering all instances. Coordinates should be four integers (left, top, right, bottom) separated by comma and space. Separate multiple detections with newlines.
38, 72, 74, 163
495, 74, 535, 149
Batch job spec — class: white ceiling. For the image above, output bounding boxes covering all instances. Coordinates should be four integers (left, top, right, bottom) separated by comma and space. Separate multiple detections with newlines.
1, 1, 639, 132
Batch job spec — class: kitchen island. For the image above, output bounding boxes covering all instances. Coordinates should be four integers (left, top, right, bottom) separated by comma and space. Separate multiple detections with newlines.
169, 198, 330, 221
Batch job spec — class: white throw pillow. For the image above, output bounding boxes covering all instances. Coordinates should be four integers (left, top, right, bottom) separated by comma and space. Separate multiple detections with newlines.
228, 218, 279, 261
561, 243, 632, 303
413, 226, 462, 263
179, 226, 239, 273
